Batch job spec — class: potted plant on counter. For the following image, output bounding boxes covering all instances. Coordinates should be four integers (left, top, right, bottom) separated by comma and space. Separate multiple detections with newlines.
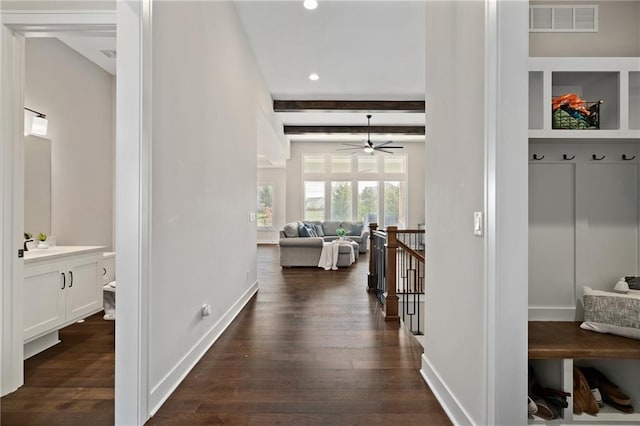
336, 228, 347, 240
37, 232, 49, 249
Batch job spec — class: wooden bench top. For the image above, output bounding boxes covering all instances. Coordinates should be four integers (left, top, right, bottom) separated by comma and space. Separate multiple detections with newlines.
529, 321, 640, 359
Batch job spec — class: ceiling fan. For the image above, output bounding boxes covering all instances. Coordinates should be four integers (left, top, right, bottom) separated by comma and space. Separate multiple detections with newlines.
337, 114, 404, 155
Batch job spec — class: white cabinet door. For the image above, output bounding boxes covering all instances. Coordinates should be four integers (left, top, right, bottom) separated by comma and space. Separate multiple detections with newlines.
23, 262, 65, 341
65, 255, 102, 320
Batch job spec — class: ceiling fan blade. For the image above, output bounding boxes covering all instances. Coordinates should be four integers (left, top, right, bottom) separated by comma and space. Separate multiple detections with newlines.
375, 145, 403, 149
375, 148, 396, 154
336, 147, 362, 151
373, 141, 395, 148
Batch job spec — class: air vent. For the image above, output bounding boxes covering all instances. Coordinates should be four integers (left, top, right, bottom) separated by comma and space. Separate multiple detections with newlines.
529, 5, 598, 32
100, 49, 117, 59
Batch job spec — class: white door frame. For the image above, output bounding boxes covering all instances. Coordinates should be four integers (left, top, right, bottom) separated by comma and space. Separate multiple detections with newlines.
0, 5, 151, 424
0, 22, 25, 397
116, 1, 152, 424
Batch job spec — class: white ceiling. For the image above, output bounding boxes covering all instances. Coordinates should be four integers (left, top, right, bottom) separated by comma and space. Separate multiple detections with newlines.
234, 0, 425, 100
234, 0, 426, 147
58, 35, 116, 75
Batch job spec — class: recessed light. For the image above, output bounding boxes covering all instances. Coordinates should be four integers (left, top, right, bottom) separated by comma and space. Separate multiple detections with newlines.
309, 73, 319, 81
303, 0, 318, 10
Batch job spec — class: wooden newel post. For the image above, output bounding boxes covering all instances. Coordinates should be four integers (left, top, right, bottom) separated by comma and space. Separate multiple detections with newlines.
367, 223, 378, 292
385, 226, 400, 323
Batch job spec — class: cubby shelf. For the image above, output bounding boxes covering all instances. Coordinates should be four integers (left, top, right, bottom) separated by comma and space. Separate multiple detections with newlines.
529, 57, 640, 138
528, 323, 640, 425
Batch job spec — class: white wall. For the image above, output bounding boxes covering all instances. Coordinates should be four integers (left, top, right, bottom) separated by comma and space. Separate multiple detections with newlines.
285, 141, 425, 228
25, 38, 114, 249
530, 0, 640, 57
423, 1, 528, 424
146, 1, 274, 413
423, 2, 487, 422
257, 167, 286, 244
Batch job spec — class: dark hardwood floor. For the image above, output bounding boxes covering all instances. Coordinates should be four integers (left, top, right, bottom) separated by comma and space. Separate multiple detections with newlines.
0, 314, 115, 425
1, 245, 450, 425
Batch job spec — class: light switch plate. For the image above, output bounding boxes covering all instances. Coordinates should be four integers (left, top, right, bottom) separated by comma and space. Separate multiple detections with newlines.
249, 212, 256, 222
474, 211, 483, 236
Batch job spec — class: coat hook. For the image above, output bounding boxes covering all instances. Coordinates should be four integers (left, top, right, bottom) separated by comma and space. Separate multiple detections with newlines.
532, 154, 544, 160
563, 154, 575, 160
622, 154, 636, 161
592, 154, 606, 161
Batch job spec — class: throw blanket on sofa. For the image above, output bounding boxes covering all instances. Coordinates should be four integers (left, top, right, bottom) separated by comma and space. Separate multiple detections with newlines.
318, 240, 355, 270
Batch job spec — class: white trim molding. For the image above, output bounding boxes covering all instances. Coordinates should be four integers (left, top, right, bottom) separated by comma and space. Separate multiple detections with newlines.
0, 24, 25, 397
115, 0, 151, 424
149, 282, 259, 415
484, 0, 529, 425
421, 355, 474, 426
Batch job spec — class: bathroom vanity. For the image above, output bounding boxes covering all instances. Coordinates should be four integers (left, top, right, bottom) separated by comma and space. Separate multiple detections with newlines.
23, 246, 105, 358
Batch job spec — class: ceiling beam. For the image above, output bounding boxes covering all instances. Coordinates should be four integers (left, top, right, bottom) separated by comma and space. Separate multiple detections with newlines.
273, 100, 425, 113
284, 125, 425, 135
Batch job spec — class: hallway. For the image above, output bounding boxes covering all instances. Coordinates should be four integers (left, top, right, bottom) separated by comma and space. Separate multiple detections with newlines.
0, 245, 449, 425
151, 245, 449, 425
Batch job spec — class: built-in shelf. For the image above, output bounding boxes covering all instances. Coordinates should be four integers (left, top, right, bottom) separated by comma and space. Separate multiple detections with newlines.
529, 323, 640, 425
573, 406, 640, 423
529, 57, 640, 138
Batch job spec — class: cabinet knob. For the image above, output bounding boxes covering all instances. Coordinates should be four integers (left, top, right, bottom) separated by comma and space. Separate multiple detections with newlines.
102, 267, 107, 276
61, 272, 66, 290
69, 271, 73, 288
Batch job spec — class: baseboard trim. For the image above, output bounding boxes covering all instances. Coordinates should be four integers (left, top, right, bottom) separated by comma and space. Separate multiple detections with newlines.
528, 307, 576, 321
148, 281, 259, 414
420, 354, 475, 426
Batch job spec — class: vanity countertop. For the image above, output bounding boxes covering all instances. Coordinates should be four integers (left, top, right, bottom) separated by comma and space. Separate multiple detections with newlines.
24, 246, 106, 264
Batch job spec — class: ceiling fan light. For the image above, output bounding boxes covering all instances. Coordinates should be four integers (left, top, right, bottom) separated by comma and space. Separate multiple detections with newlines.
363, 146, 374, 154
303, 0, 318, 10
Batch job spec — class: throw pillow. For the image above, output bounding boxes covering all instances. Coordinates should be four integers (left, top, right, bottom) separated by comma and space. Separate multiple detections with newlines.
298, 224, 311, 237
283, 222, 299, 238
314, 224, 325, 237
581, 286, 640, 340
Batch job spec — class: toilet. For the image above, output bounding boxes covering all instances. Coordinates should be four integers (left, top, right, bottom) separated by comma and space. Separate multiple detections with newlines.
102, 252, 116, 320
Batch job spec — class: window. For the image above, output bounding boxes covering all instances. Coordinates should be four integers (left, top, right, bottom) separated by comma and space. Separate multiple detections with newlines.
331, 181, 352, 221
331, 156, 352, 173
257, 184, 274, 229
302, 154, 408, 227
303, 156, 325, 173
384, 181, 407, 227
304, 181, 325, 221
358, 181, 378, 224
384, 156, 405, 173
358, 156, 377, 173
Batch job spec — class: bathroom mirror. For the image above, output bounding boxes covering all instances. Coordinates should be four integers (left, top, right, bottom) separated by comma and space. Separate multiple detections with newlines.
24, 135, 51, 236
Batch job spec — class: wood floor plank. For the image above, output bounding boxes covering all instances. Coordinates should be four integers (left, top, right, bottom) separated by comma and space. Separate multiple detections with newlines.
1, 246, 450, 426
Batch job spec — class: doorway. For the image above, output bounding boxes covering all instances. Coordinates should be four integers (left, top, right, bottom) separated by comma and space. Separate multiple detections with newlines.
0, 6, 146, 424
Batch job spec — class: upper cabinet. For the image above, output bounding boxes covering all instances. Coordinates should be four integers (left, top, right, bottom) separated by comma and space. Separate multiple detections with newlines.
529, 57, 640, 139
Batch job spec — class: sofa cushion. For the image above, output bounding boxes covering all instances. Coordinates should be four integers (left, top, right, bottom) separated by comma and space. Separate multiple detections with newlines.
283, 222, 299, 238
323, 221, 341, 236
310, 222, 325, 237
342, 221, 364, 236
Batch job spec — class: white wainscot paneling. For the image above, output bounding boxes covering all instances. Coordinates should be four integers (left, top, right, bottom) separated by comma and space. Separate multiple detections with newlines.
583, 164, 639, 290
529, 163, 576, 320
